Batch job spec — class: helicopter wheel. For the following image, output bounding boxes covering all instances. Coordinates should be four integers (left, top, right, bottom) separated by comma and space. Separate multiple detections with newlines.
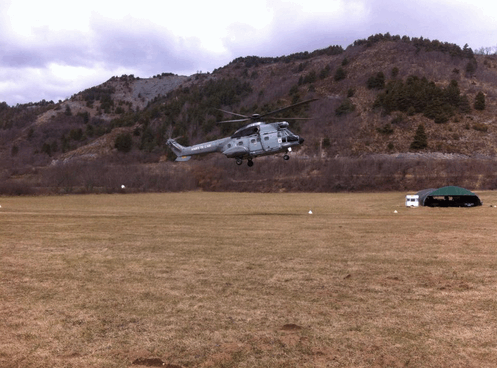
283, 155, 290, 161
247, 159, 254, 167
236, 158, 243, 165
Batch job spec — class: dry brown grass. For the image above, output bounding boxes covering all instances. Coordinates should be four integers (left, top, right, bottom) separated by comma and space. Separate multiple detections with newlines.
1, 191, 497, 367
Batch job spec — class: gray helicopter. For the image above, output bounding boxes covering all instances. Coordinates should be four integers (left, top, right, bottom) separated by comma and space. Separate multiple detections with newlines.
166, 99, 316, 167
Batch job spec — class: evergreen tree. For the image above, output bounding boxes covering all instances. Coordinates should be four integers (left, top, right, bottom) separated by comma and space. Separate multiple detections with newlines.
334, 67, 347, 81
465, 60, 477, 76
391, 67, 399, 78
458, 94, 471, 113
410, 124, 428, 150
474, 92, 486, 110
444, 80, 460, 106
319, 65, 331, 80
41, 142, 52, 156
373, 75, 467, 122
367, 72, 385, 89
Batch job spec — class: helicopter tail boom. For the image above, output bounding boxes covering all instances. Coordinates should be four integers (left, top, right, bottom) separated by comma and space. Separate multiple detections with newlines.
166, 139, 192, 161
167, 137, 230, 161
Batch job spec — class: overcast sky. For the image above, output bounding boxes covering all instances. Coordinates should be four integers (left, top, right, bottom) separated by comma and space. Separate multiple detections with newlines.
1, 0, 496, 106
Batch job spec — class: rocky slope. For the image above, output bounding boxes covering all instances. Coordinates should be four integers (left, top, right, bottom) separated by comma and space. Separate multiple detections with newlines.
1, 34, 497, 193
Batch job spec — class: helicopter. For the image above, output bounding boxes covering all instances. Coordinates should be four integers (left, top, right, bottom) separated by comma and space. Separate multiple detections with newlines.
166, 98, 317, 167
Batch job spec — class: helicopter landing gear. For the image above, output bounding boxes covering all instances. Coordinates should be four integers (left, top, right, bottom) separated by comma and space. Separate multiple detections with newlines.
247, 159, 254, 167
236, 158, 243, 165
284, 147, 291, 161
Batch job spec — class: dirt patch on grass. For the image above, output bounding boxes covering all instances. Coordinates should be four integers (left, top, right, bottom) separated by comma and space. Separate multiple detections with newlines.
132, 358, 181, 367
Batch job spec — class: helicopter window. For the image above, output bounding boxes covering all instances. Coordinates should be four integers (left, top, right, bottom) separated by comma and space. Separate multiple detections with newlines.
238, 141, 243, 146
227, 144, 232, 148
251, 139, 256, 143
264, 137, 269, 141
232, 126, 259, 138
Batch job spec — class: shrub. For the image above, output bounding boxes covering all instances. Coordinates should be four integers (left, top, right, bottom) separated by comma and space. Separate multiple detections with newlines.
289, 84, 299, 96
472, 123, 488, 132
335, 99, 356, 116
77, 111, 90, 123
69, 128, 83, 141
50, 141, 58, 154
115, 106, 125, 114
377, 123, 394, 135
303, 70, 317, 84
86, 124, 94, 137
140, 127, 157, 152
391, 113, 405, 124
115, 133, 133, 153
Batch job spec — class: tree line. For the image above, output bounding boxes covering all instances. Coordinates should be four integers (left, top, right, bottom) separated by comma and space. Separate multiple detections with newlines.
2, 155, 497, 195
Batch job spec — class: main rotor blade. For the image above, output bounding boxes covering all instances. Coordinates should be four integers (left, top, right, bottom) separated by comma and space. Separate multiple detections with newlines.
215, 109, 249, 119
217, 118, 251, 124
264, 117, 313, 120
258, 98, 318, 119
216, 98, 318, 124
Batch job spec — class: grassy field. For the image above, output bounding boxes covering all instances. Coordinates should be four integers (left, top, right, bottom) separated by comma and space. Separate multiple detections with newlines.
1, 191, 497, 367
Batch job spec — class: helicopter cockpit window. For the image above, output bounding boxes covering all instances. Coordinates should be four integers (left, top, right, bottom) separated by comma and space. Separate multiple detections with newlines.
238, 141, 243, 146
232, 126, 259, 139
264, 136, 269, 141
251, 139, 256, 143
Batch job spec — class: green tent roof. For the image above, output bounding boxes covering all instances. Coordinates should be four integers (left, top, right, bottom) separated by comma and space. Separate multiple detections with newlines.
429, 186, 477, 197
416, 186, 482, 207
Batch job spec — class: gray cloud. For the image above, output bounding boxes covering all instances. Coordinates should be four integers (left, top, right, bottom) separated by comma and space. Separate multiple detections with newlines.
1, 0, 496, 105
0, 13, 223, 104
87, 15, 204, 73
222, 0, 490, 62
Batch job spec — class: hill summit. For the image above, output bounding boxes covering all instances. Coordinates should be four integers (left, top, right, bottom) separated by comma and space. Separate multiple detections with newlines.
1, 34, 497, 194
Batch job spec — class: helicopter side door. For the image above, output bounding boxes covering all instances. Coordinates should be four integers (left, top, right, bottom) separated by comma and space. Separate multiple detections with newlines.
261, 131, 280, 151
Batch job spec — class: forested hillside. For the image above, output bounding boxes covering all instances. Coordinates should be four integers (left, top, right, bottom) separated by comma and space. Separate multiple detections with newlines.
1, 34, 497, 194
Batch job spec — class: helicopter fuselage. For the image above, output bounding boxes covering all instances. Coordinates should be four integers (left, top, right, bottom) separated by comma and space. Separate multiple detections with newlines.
167, 121, 304, 166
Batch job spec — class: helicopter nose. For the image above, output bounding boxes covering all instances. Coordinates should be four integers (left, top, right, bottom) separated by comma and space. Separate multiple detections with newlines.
299, 136, 304, 144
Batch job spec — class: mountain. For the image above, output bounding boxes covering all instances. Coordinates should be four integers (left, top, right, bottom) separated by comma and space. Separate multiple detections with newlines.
1, 34, 497, 194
